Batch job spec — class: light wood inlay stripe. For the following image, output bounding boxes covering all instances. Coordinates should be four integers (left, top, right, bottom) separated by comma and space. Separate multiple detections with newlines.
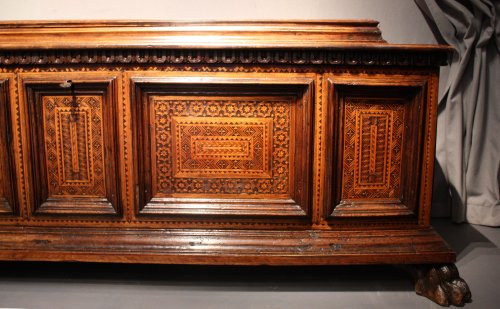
69, 121, 79, 173
369, 124, 377, 175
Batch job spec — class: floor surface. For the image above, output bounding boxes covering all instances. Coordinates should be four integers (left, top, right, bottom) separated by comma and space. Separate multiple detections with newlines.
0, 219, 499, 309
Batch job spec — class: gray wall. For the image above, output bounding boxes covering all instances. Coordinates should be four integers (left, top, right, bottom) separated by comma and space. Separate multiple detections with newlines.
0, 0, 437, 45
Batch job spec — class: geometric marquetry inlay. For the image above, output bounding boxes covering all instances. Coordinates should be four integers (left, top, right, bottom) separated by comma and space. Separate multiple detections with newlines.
0, 22, 460, 283
172, 116, 272, 178
342, 99, 405, 200
152, 96, 291, 196
42, 95, 106, 197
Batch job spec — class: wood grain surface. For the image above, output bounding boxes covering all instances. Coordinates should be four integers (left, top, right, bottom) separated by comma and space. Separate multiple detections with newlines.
0, 20, 453, 267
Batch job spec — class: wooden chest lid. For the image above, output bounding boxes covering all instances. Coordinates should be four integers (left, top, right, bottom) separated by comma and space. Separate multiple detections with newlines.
0, 20, 450, 52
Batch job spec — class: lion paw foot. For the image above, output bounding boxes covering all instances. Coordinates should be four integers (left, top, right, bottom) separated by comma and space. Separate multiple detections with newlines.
414, 264, 471, 306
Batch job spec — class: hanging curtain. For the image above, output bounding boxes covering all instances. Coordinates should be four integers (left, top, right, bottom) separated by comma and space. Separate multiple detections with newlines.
414, 0, 500, 226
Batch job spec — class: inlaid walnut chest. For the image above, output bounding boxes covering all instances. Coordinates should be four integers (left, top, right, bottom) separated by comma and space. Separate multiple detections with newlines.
0, 20, 471, 306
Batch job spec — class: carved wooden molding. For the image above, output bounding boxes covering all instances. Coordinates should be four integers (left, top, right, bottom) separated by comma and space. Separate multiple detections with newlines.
0, 20, 386, 49
0, 226, 455, 265
0, 20, 451, 66
0, 49, 449, 66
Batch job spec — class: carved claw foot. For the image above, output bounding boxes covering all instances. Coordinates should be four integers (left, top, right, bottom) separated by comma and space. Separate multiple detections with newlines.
413, 264, 472, 306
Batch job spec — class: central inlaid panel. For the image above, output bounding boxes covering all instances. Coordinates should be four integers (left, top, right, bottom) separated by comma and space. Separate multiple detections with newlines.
171, 116, 273, 179
132, 77, 314, 218
152, 96, 289, 196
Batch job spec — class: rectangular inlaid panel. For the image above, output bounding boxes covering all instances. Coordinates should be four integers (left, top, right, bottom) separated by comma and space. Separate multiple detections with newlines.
152, 96, 290, 196
24, 78, 121, 216
342, 99, 405, 199
171, 116, 273, 178
22, 74, 123, 216
42, 96, 106, 197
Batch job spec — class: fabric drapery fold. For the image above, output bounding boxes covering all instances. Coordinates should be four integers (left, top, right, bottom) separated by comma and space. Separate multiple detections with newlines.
415, 0, 500, 226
